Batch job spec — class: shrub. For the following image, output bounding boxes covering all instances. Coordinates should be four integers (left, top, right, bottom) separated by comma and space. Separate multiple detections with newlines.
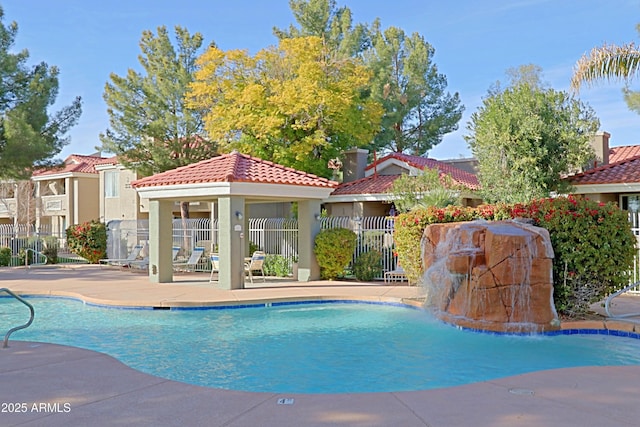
66, 220, 107, 264
263, 254, 291, 277
526, 196, 636, 316
394, 205, 476, 285
314, 227, 357, 280
42, 236, 59, 264
353, 250, 382, 281
249, 241, 261, 256
0, 246, 10, 266
360, 230, 385, 252
17, 237, 44, 265
393, 196, 637, 317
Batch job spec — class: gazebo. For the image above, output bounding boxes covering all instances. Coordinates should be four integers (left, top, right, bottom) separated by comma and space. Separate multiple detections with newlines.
131, 151, 337, 290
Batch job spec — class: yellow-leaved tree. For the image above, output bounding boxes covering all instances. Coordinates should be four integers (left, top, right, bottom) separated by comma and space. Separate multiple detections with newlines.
188, 36, 383, 177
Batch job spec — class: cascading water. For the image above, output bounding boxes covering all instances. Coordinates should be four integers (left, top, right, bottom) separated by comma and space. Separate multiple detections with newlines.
421, 220, 560, 333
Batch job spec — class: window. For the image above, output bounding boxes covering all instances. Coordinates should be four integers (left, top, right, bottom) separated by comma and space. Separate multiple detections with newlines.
621, 195, 640, 212
104, 170, 119, 198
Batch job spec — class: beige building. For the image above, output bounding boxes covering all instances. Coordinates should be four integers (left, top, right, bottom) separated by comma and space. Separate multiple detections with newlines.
0, 180, 32, 225
94, 157, 147, 223
96, 156, 294, 224
324, 148, 482, 217
30, 154, 104, 235
567, 132, 640, 210
1, 149, 482, 229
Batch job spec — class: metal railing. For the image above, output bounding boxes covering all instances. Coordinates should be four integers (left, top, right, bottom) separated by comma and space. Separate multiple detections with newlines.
1, 288, 35, 348
105, 216, 397, 279
605, 280, 640, 319
0, 223, 84, 266
23, 248, 47, 268
7, 212, 639, 284
628, 212, 640, 294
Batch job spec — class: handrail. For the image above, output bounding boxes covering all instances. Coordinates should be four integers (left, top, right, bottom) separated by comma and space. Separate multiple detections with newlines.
24, 248, 47, 268
604, 280, 640, 319
0, 288, 35, 348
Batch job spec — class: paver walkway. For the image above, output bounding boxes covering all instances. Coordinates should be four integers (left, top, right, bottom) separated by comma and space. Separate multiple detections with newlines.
2, 265, 640, 427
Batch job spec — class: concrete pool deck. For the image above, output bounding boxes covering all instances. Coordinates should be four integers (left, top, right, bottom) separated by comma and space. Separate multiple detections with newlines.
2, 265, 640, 426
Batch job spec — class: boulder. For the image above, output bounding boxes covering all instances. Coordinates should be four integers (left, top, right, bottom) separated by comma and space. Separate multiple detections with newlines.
421, 220, 560, 333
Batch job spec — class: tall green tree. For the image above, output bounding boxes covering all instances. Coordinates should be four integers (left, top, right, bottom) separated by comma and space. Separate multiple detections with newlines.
466, 65, 599, 204
100, 26, 215, 218
0, 7, 82, 180
273, 0, 368, 58
366, 22, 463, 155
276, 0, 463, 156
389, 168, 460, 212
100, 26, 214, 174
188, 36, 383, 178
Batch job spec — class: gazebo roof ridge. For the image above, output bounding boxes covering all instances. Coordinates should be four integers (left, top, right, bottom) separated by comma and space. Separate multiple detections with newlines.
131, 151, 338, 188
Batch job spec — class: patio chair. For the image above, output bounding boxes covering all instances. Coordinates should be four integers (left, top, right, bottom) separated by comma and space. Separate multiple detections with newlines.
173, 247, 205, 273
99, 244, 144, 268
125, 247, 180, 273
244, 251, 266, 284
127, 256, 149, 272
384, 265, 407, 283
209, 253, 219, 283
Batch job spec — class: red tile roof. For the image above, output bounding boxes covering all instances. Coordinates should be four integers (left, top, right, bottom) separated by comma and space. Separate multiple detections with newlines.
365, 152, 480, 190
569, 154, 640, 185
330, 174, 399, 195
32, 154, 108, 177
609, 145, 640, 164
132, 151, 338, 188
94, 155, 119, 166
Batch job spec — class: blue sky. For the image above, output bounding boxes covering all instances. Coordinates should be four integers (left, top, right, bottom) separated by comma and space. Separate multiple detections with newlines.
4, 0, 640, 160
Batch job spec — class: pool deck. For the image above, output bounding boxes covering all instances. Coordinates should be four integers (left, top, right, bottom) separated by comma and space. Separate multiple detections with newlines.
2, 265, 640, 427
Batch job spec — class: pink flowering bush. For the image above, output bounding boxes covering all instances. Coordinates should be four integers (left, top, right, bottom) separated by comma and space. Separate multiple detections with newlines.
66, 220, 107, 264
527, 196, 636, 315
394, 196, 636, 316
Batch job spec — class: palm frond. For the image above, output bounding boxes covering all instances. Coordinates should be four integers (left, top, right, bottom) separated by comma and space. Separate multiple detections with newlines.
571, 42, 640, 91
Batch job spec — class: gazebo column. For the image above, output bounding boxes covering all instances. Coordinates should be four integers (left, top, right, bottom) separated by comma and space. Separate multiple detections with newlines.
297, 200, 321, 281
148, 199, 174, 283
217, 196, 245, 290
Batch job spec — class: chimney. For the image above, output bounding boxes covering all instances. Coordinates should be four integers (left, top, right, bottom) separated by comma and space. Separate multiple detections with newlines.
589, 131, 610, 167
342, 148, 369, 183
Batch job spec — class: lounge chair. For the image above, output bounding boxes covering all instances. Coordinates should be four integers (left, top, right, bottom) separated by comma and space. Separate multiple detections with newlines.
127, 256, 149, 272
173, 247, 205, 273
99, 244, 144, 268
244, 251, 266, 284
125, 247, 180, 273
209, 253, 219, 282
384, 265, 407, 283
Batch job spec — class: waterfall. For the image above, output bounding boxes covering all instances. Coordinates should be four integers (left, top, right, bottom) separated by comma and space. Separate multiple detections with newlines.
421, 220, 559, 333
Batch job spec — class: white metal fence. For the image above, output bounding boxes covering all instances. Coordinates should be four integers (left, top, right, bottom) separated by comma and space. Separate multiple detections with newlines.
5, 213, 640, 285
627, 212, 640, 293
0, 223, 81, 266
103, 216, 396, 278
320, 216, 397, 274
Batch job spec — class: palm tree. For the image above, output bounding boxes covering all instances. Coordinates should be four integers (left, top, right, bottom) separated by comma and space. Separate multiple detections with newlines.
571, 40, 640, 91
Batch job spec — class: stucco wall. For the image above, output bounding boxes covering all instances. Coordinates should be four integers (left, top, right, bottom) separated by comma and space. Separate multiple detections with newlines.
75, 176, 100, 224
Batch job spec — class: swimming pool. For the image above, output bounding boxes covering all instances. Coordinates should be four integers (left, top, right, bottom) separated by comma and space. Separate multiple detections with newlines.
3, 297, 640, 394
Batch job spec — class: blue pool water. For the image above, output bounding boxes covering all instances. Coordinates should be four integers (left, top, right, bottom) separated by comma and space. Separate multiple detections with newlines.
2, 297, 640, 393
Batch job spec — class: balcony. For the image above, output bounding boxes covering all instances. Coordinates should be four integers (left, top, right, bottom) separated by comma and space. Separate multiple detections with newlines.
0, 198, 17, 218
40, 195, 67, 215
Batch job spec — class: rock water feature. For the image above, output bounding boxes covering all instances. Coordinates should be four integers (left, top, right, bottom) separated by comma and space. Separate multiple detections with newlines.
421, 220, 560, 333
